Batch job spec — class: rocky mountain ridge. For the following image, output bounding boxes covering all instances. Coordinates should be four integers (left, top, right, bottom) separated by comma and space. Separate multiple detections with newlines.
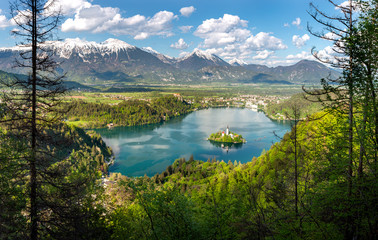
0, 38, 339, 85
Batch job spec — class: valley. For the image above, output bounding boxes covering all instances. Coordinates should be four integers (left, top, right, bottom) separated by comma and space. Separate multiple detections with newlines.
62, 85, 297, 129
0, 0, 376, 238
95, 107, 290, 176
0, 38, 339, 85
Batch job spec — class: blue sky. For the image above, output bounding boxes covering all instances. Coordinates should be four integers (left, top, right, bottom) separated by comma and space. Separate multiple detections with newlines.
0, 0, 347, 66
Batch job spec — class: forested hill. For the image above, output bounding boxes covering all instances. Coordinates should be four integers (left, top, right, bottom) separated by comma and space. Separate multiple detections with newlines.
37, 123, 113, 172
0, 69, 26, 84
105, 111, 376, 239
0, 122, 114, 238
265, 92, 322, 120
1, 122, 112, 174
0, 69, 96, 91
64, 95, 194, 128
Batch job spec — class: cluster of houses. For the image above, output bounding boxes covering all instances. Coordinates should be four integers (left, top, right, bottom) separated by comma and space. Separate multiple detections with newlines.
200, 94, 289, 110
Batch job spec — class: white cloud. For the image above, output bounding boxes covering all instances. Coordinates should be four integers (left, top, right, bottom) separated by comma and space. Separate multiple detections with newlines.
253, 50, 274, 60
62, 5, 120, 32
10, 9, 31, 26
284, 23, 290, 27
180, 6, 196, 17
179, 51, 189, 58
170, 38, 189, 49
0, 10, 13, 29
195, 14, 248, 39
270, 60, 296, 66
316, 46, 338, 62
335, 1, 360, 11
336, 1, 349, 9
179, 25, 193, 33
61, 4, 177, 40
0, 15, 9, 28
245, 32, 287, 50
252, 58, 297, 67
45, 0, 91, 15
134, 32, 149, 40
252, 51, 317, 67
292, 34, 310, 48
311, 45, 345, 66
324, 31, 339, 40
286, 51, 314, 60
193, 14, 287, 61
292, 17, 301, 27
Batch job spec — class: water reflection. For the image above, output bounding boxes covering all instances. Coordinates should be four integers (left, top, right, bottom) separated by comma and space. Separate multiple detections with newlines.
96, 108, 292, 176
99, 113, 189, 138
208, 140, 244, 150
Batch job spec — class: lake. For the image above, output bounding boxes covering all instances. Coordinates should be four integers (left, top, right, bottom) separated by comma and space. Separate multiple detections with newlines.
95, 108, 292, 176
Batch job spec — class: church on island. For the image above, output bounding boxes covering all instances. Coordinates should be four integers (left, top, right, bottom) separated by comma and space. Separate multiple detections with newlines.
221, 126, 234, 138
208, 126, 246, 144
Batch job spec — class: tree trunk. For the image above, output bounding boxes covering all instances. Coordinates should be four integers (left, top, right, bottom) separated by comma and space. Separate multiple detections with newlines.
30, 0, 38, 239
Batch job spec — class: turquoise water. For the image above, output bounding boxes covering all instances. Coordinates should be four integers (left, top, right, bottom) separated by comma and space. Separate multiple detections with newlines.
95, 108, 292, 176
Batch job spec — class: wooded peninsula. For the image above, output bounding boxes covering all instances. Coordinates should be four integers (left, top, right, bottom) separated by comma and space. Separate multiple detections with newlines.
0, 0, 377, 239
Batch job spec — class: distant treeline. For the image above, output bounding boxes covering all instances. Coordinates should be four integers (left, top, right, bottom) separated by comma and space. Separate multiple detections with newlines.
64, 95, 194, 128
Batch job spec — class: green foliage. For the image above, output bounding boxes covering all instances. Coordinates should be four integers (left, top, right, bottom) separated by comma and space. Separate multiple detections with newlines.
208, 131, 245, 143
105, 110, 377, 239
39, 150, 110, 239
64, 95, 193, 128
0, 131, 28, 239
265, 93, 322, 120
1, 2, 376, 238
35, 123, 113, 171
0, 124, 113, 239
108, 177, 199, 240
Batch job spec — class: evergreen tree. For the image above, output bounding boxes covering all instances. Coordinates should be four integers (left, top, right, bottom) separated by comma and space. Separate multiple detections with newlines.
306, 0, 377, 238
0, 0, 109, 239
0, 0, 64, 238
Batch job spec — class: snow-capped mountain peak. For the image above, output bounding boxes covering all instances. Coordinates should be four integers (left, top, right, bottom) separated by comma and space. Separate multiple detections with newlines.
176, 48, 230, 70
45, 38, 99, 59
0, 44, 31, 52
179, 48, 219, 62
42, 38, 136, 59
101, 38, 135, 51
0, 36, 339, 84
142, 47, 160, 55
192, 49, 215, 60
142, 46, 174, 64
229, 58, 247, 66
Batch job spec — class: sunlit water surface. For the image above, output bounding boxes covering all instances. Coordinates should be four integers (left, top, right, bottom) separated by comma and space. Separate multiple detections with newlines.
95, 108, 291, 176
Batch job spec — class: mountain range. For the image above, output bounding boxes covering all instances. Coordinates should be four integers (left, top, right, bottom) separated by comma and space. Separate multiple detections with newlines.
0, 38, 339, 85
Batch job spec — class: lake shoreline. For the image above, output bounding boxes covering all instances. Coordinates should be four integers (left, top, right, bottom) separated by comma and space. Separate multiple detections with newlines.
95, 108, 292, 177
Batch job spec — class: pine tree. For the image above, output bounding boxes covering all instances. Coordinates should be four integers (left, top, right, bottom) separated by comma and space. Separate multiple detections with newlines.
0, 0, 64, 238
0, 1, 108, 239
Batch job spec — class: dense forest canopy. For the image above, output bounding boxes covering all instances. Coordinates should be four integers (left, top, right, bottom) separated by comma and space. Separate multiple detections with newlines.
105, 110, 377, 239
0, 0, 377, 239
64, 95, 194, 128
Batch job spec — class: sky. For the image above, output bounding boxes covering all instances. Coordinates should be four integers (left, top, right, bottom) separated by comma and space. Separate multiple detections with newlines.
0, 0, 349, 66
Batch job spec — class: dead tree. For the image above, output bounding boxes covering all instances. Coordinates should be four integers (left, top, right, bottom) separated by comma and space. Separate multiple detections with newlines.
0, 0, 64, 238
306, 1, 371, 239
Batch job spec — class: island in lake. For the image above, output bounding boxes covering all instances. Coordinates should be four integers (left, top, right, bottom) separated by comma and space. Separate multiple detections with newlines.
208, 126, 246, 144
